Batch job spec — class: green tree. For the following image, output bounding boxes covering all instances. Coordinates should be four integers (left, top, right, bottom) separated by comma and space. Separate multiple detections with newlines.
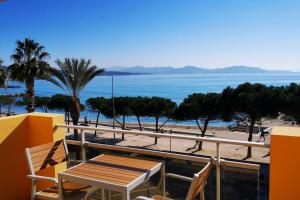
8, 38, 59, 112
99, 97, 132, 140
17, 96, 52, 113
147, 97, 176, 144
51, 58, 104, 139
230, 83, 280, 158
86, 97, 107, 136
35, 96, 52, 112
130, 97, 151, 131
174, 93, 222, 151
0, 59, 9, 90
0, 95, 15, 115
282, 83, 300, 122
48, 94, 72, 124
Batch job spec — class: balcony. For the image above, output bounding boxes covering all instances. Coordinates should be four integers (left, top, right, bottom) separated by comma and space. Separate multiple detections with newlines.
0, 113, 298, 200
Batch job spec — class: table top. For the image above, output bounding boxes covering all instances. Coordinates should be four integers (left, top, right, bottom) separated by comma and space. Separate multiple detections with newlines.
59, 154, 162, 191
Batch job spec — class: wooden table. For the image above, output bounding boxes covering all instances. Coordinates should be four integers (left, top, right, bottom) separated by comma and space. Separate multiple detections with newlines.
58, 154, 163, 200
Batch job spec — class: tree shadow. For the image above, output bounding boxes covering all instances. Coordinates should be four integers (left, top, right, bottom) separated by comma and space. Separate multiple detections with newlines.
186, 142, 198, 151
128, 144, 155, 149
241, 155, 251, 161
262, 152, 270, 158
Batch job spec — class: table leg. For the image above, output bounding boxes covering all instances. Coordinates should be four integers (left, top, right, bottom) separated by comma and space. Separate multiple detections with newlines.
122, 190, 130, 200
161, 161, 166, 196
58, 176, 63, 200
108, 190, 111, 200
101, 189, 105, 200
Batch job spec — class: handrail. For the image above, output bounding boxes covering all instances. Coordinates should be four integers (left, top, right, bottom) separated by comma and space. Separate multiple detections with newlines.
57, 123, 269, 200
66, 139, 261, 170
56, 124, 270, 148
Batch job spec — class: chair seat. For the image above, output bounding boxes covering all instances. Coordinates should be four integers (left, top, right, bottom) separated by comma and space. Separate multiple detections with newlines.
152, 195, 172, 200
36, 181, 92, 200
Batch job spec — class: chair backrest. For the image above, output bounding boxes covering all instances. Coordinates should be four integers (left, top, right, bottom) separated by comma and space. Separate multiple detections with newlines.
25, 139, 69, 175
185, 158, 214, 200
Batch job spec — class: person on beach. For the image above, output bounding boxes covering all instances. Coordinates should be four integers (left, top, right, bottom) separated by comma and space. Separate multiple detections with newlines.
212, 128, 216, 136
259, 128, 270, 141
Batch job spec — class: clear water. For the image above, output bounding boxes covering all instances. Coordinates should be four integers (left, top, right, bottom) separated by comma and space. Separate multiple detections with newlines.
2, 73, 300, 126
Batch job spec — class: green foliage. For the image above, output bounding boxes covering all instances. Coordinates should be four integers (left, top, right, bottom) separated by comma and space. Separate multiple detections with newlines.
48, 94, 85, 112
147, 97, 176, 119
8, 38, 59, 112
17, 96, 52, 112
129, 97, 152, 131
226, 82, 281, 157
0, 59, 9, 88
174, 93, 222, 150
232, 83, 280, 119
282, 83, 300, 123
130, 97, 151, 117
52, 58, 104, 97
0, 95, 15, 113
86, 97, 107, 113
51, 58, 104, 140
97, 97, 132, 130
174, 93, 221, 122
48, 94, 72, 112
0, 95, 15, 106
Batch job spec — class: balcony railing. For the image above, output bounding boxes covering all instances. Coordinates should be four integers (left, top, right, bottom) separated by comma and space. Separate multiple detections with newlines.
55, 124, 270, 200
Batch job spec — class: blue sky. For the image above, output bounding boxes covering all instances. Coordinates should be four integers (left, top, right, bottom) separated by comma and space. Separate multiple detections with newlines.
0, 0, 299, 70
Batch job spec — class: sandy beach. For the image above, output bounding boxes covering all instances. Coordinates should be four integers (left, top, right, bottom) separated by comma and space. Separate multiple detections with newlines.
68, 119, 284, 164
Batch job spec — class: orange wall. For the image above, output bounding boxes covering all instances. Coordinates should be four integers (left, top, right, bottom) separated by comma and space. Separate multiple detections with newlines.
269, 126, 300, 200
0, 113, 65, 200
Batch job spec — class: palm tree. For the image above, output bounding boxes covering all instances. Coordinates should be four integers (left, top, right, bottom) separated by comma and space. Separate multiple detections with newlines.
0, 58, 9, 90
52, 58, 104, 139
9, 38, 59, 112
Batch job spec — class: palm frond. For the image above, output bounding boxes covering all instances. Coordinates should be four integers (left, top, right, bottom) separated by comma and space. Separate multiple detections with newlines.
53, 58, 104, 98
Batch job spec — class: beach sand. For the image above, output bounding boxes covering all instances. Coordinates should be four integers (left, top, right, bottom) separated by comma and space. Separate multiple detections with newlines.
68, 121, 276, 163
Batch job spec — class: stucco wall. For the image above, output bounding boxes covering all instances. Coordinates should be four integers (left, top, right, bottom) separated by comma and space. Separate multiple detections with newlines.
270, 126, 300, 200
0, 113, 65, 200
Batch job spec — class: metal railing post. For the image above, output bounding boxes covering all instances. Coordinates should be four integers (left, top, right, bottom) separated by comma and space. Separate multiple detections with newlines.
216, 143, 221, 200
169, 129, 172, 152
161, 160, 166, 196
81, 129, 86, 162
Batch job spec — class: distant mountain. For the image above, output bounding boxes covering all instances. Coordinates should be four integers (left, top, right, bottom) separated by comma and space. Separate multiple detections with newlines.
104, 66, 292, 75
101, 71, 146, 76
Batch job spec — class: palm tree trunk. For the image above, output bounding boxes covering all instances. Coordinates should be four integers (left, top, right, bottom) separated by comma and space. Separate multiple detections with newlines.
70, 97, 81, 160
247, 118, 256, 158
94, 112, 100, 137
25, 80, 35, 113
70, 97, 81, 140
64, 112, 70, 133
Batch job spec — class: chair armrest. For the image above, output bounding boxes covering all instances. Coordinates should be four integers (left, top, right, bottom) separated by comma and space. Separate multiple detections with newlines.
69, 159, 85, 164
27, 175, 58, 184
165, 173, 193, 182
135, 196, 154, 200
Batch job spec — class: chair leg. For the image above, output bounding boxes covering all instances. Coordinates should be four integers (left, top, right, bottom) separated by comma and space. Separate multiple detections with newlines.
200, 190, 205, 200
31, 179, 36, 200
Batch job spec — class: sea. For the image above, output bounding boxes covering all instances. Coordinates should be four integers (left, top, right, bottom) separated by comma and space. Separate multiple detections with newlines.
1, 73, 300, 127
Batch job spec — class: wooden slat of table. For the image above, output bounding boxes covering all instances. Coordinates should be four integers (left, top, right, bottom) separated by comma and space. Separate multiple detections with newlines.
63, 154, 161, 186
93, 155, 160, 170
